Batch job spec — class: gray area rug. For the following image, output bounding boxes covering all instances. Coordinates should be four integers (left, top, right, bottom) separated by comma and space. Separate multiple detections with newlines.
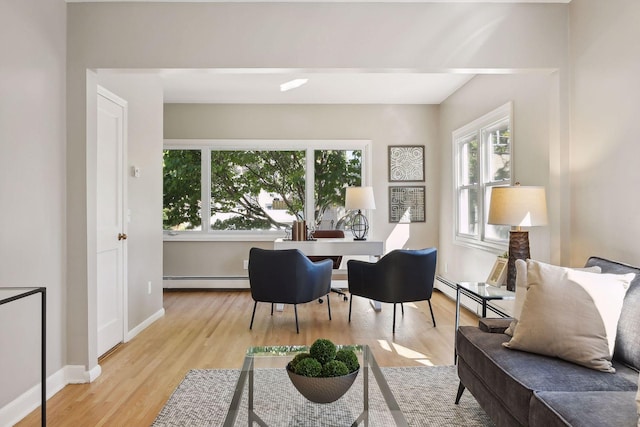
153, 366, 494, 426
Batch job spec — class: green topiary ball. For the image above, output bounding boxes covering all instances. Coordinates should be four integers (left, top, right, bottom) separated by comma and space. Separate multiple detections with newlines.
294, 357, 322, 377
288, 352, 311, 372
321, 360, 349, 377
335, 349, 360, 373
310, 339, 337, 365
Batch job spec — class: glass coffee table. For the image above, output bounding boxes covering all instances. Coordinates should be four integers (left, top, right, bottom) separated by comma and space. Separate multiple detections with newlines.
222, 345, 408, 426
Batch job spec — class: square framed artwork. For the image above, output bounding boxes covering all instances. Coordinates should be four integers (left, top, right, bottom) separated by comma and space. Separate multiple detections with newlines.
486, 257, 508, 287
389, 186, 426, 223
388, 145, 425, 182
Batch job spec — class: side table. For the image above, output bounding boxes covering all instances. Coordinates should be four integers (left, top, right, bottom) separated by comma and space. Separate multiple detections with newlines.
437, 276, 514, 363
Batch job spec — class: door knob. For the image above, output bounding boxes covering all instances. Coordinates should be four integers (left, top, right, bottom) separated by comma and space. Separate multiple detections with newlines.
118, 233, 128, 241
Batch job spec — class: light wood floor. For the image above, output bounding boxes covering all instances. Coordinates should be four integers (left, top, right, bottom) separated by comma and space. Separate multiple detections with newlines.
18, 289, 478, 426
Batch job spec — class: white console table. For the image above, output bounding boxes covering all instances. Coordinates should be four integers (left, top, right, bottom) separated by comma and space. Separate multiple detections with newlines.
273, 237, 385, 310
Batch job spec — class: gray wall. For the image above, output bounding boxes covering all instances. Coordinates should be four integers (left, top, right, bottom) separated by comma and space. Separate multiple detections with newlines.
0, 0, 66, 409
569, 0, 640, 267
163, 104, 439, 279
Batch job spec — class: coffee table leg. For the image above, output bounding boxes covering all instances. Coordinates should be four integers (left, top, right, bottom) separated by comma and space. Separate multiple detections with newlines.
364, 347, 368, 425
247, 358, 269, 426
353, 348, 369, 426
248, 357, 254, 415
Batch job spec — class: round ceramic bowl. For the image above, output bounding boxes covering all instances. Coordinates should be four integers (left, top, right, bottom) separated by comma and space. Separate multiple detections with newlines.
286, 367, 360, 404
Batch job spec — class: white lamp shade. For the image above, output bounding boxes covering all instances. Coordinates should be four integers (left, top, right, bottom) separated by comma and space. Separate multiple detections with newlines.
345, 186, 376, 210
488, 186, 548, 227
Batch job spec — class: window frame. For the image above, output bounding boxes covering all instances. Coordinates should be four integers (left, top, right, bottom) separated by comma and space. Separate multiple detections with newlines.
163, 139, 372, 241
452, 102, 513, 251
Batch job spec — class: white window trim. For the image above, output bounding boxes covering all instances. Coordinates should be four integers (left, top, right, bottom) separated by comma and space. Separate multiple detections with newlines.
452, 102, 513, 252
163, 139, 372, 242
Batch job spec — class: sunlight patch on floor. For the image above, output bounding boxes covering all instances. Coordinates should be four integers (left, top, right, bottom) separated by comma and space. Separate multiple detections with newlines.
377, 339, 435, 366
378, 340, 392, 352
392, 342, 426, 359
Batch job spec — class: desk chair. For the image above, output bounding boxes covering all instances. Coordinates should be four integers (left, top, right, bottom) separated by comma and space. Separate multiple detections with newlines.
347, 247, 438, 333
308, 229, 349, 301
248, 247, 333, 333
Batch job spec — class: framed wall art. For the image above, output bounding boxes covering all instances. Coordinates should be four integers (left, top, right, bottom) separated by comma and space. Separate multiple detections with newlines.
389, 186, 426, 223
388, 145, 425, 182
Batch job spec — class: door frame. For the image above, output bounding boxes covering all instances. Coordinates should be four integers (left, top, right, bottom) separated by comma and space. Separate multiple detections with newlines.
96, 85, 129, 353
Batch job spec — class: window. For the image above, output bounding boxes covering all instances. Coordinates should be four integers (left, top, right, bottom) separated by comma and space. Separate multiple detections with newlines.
163, 149, 201, 229
209, 150, 307, 231
453, 103, 512, 249
163, 140, 368, 239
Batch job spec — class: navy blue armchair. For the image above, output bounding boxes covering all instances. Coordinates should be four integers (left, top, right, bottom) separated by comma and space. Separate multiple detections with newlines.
248, 247, 333, 333
347, 247, 437, 333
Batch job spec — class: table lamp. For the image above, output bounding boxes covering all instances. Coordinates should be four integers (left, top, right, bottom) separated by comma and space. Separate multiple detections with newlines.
345, 186, 376, 240
487, 183, 548, 291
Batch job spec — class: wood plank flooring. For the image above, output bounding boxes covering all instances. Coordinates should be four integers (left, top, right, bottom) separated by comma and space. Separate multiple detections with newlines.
17, 289, 478, 426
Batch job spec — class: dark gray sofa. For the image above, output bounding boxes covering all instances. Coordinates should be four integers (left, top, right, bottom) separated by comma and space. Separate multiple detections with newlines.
455, 256, 640, 427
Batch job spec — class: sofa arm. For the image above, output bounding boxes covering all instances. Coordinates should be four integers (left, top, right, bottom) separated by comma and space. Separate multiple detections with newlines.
478, 318, 514, 334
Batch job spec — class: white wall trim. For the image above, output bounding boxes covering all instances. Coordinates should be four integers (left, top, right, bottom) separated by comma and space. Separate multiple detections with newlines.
0, 364, 102, 426
0, 307, 167, 426
64, 364, 103, 384
125, 308, 166, 342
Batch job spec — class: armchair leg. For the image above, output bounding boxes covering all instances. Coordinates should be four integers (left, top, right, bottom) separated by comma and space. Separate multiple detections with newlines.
294, 304, 299, 334
393, 303, 397, 334
250, 301, 258, 330
455, 382, 465, 404
327, 294, 332, 320
428, 299, 436, 327
271, 303, 274, 316
401, 303, 404, 316
348, 295, 353, 323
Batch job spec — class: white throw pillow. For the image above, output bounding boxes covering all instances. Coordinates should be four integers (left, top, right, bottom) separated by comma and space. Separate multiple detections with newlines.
503, 259, 633, 372
504, 260, 602, 336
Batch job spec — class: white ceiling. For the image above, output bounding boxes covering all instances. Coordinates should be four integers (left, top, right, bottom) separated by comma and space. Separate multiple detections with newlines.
159, 70, 476, 104
69, 1, 570, 3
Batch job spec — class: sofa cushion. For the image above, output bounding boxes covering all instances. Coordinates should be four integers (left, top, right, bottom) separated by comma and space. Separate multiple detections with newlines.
503, 259, 633, 372
457, 326, 639, 426
530, 391, 638, 427
585, 256, 640, 372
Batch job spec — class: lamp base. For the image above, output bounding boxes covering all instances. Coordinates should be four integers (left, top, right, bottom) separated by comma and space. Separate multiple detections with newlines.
351, 210, 370, 241
507, 231, 530, 292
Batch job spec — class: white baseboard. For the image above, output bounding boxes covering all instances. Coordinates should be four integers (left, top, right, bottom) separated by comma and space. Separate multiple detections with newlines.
126, 307, 165, 342
65, 364, 102, 384
0, 364, 102, 426
0, 307, 166, 426
163, 278, 250, 289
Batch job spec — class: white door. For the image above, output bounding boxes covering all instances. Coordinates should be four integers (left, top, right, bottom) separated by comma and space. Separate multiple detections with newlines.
96, 87, 127, 357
